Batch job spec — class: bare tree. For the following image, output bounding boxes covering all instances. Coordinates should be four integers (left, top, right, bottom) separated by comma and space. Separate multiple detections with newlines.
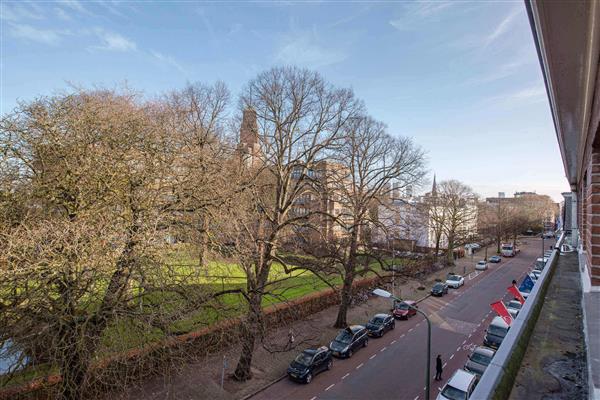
297, 116, 426, 328
228, 66, 360, 381
0, 90, 232, 399
435, 180, 478, 265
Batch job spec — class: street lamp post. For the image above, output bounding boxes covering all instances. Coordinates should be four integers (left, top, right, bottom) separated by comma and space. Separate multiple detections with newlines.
373, 288, 431, 400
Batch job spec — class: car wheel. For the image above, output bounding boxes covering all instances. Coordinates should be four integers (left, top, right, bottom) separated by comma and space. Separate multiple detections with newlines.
347, 349, 353, 358
326, 360, 332, 370
391, 323, 395, 330
364, 339, 369, 347
305, 373, 312, 384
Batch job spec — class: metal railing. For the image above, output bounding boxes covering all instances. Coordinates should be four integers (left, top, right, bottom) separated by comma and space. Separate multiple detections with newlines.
470, 232, 565, 399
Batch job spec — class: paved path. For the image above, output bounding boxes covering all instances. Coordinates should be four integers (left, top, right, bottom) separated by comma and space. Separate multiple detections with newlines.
251, 239, 545, 400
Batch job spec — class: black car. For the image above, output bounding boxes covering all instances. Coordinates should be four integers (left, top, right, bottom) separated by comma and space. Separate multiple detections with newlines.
489, 255, 502, 263
366, 313, 395, 337
287, 346, 333, 383
329, 325, 368, 358
431, 282, 449, 297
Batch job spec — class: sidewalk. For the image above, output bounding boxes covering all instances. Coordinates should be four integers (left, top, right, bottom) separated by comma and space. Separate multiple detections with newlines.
508, 251, 588, 399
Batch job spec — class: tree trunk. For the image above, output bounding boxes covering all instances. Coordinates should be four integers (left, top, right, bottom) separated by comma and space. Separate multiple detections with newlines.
58, 330, 89, 400
446, 236, 455, 266
198, 213, 208, 271
233, 292, 261, 381
334, 274, 353, 328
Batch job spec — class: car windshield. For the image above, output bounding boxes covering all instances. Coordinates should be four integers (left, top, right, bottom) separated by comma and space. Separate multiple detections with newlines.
471, 352, 492, 365
433, 283, 443, 289
489, 325, 508, 338
448, 275, 460, 281
508, 301, 522, 310
396, 302, 409, 310
502, 246, 512, 251
369, 316, 385, 325
294, 352, 313, 366
478, 261, 485, 265
334, 331, 353, 343
441, 385, 467, 400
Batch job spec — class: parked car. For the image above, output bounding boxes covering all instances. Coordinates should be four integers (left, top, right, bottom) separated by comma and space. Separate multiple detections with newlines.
543, 231, 555, 239
531, 269, 542, 280
544, 250, 553, 258
287, 346, 332, 383
464, 346, 495, 376
489, 255, 502, 263
506, 300, 522, 316
431, 282, 449, 297
446, 274, 465, 288
535, 257, 549, 270
329, 325, 368, 358
465, 243, 481, 251
392, 300, 418, 320
483, 316, 510, 349
475, 260, 488, 271
366, 313, 395, 337
436, 369, 479, 400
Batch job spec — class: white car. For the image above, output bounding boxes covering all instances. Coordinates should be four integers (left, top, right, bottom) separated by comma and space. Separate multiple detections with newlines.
446, 274, 465, 288
437, 369, 479, 400
475, 261, 488, 271
506, 300, 522, 316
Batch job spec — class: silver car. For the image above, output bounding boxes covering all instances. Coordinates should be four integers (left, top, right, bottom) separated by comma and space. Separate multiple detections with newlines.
464, 346, 495, 376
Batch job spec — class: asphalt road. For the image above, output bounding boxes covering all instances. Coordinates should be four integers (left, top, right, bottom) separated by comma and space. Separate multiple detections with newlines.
252, 238, 551, 400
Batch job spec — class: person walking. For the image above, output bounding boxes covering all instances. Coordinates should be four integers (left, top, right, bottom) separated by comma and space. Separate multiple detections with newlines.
435, 354, 443, 381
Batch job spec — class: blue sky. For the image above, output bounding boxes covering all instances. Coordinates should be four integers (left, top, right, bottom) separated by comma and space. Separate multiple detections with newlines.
0, 1, 568, 201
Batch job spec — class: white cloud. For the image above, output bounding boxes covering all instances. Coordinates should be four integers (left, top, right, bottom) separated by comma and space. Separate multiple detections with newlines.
467, 58, 530, 85
59, 0, 89, 14
487, 84, 548, 106
274, 28, 347, 68
150, 50, 185, 74
55, 7, 72, 21
482, 7, 522, 48
9, 23, 67, 45
92, 29, 136, 52
389, 0, 456, 31
1, 3, 44, 22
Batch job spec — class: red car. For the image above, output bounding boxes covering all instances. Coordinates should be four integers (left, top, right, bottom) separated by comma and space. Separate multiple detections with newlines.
392, 300, 417, 320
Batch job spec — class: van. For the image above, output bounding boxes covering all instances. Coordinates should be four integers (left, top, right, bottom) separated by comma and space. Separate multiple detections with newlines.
436, 369, 479, 400
483, 316, 510, 349
501, 243, 515, 257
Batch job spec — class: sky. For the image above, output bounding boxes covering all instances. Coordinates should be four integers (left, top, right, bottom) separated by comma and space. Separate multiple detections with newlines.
0, 0, 569, 202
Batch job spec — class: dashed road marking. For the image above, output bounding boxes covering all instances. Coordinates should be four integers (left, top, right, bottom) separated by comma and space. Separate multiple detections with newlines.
356, 363, 364, 369
310, 397, 316, 400
414, 396, 419, 400
325, 384, 335, 391
481, 318, 485, 323
342, 373, 350, 380
462, 340, 466, 345
409, 328, 414, 332
443, 362, 447, 368
401, 334, 406, 338
380, 347, 387, 352
370, 354, 377, 360
450, 354, 455, 360
456, 347, 461, 352
391, 340, 397, 344
468, 334, 472, 338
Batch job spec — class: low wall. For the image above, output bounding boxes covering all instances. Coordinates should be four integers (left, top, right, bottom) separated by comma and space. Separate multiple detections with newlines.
470, 233, 565, 399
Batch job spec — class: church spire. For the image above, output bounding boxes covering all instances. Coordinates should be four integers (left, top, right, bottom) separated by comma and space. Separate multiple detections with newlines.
431, 173, 437, 196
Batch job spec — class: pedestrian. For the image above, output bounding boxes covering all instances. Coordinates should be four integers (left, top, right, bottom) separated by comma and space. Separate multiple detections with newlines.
435, 354, 443, 380
286, 328, 295, 350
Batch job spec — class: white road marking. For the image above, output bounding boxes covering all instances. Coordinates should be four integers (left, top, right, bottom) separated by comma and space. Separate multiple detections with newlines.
443, 362, 447, 368
409, 328, 414, 332
325, 384, 335, 391
468, 334, 472, 338
342, 373, 350, 380
462, 340, 466, 345
310, 397, 316, 400
370, 354, 377, 360
356, 363, 364, 369
380, 347, 387, 352
391, 340, 397, 344
481, 318, 485, 323
450, 354, 455, 360
456, 347, 461, 352
401, 334, 406, 338
414, 396, 419, 400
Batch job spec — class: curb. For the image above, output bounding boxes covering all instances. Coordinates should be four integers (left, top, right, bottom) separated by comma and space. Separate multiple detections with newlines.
415, 293, 431, 304
241, 374, 287, 400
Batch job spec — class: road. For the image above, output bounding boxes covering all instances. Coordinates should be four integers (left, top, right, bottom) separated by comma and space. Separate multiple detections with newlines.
251, 238, 550, 400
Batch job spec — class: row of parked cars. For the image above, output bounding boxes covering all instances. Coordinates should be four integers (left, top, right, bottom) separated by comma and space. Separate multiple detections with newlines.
287, 302, 418, 383
437, 251, 551, 399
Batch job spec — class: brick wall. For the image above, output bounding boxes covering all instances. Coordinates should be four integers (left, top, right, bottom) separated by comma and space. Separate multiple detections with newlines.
583, 149, 600, 286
